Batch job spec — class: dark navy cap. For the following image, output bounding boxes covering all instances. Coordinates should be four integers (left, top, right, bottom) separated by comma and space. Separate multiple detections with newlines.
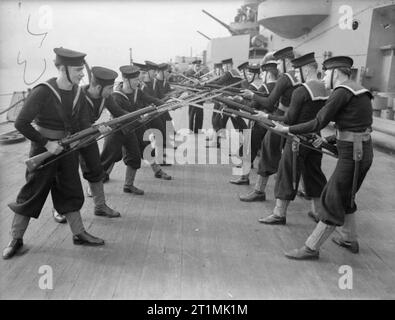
158, 63, 169, 71
261, 62, 278, 72
237, 62, 249, 71
145, 60, 159, 70
247, 64, 261, 74
133, 62, 149, 72
119, 65, 140, 79
291, 52, 316, 68
273, 46, 294, 60
91, 66, 118, 86
192, 59, 202, 65
54, 47, 86, 66
323, 56, 353, 70
221, 58, 233, 65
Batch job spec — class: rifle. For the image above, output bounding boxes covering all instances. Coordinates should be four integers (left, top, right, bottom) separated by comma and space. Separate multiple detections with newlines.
25, 84, 229, 172
25, 105, 157, 172
212, 96, 257, 114
223, 107, 338, 158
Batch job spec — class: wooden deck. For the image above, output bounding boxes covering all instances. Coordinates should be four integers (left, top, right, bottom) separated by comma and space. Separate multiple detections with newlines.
1, 106, 394, 299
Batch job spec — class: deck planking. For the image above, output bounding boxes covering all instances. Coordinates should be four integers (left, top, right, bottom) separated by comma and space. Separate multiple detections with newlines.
1, 107, 395, 299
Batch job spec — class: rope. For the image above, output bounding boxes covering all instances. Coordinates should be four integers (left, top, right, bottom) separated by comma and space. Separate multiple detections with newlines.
0, 96, 26, 115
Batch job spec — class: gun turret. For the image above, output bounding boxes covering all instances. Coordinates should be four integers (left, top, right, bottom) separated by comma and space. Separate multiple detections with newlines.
202, 9, 238, 36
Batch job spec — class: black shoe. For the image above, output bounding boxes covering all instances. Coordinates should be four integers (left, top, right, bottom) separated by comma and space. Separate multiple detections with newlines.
229, 177, 250, 185
307, 211, 319, 223
332, 237, 359, 254
239, 190, 266, 202
2, 239, 23, 259
285, 245, 320, 260
123, 185, 144, 195
52, 209, 67, 224
102, 173, 109, 183
73, 231, 105, 246
155, 170, 172, 180
258, 214, 286, 225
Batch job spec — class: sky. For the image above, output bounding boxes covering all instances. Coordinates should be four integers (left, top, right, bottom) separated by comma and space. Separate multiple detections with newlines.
0, 0, 241, 94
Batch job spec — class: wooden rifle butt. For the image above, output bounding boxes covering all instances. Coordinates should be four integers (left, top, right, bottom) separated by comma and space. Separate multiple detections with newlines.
25, 151, 53, 172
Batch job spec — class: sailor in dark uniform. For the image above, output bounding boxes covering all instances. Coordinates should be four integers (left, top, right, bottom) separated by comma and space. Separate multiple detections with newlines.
230, 62, 278, 185
239, 47, 298, 202
258, 52, 329, 225
206, 62, 225, 148
187, 59, 205, 134
207, 58, 247, 133
137, 61, 170, 164
273, 56, 373, 260
3, 48, 105, 259
235, 62, 250, 89
144, 60, 159, 94
109, 65, 171, 181
53, 66, 123, 223
153, 63, 177, 151
99, 66, 144, 195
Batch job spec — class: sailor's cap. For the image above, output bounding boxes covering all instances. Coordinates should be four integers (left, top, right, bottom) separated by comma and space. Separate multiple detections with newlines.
273, 46, 294, 60
133, 62, 149, 72
237, 62, 249, 71
54, 47, 86, 66
247, 64, 261, 74
261, 62, 278, 72
323, 56, 353, 70
158, 63, 169, 71
145, 60, 159, 70
221, 58, 233, 65
119, 65, 140, 79
291, 52, 316, 68
91, 66, 118, 86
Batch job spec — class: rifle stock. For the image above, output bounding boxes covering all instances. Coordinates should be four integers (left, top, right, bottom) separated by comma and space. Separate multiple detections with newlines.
25, 151, 55, 172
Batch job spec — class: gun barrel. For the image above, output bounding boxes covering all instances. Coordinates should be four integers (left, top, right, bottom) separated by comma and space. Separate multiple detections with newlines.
202, 9, 236, 35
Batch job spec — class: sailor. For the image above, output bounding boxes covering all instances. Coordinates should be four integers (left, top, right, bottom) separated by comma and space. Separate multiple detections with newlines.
187, 59, 205, 134
183, 60, 197, 78
99, 66, 145, 195
3, 48, 105, 259
258, 52, 329, 225
154, 63, 177, 149
273, 56, 373, 259
53, 66, 123, 223
207, 62, 225, 148
239, 46, 298, 202
236, 61, 252, 89
206, 58, 247, 139
153, 63, 172, 99
230, 62, 278, 185
143, 60, 159, 94
137, 61, 170, 164
109, 65, 171, 181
